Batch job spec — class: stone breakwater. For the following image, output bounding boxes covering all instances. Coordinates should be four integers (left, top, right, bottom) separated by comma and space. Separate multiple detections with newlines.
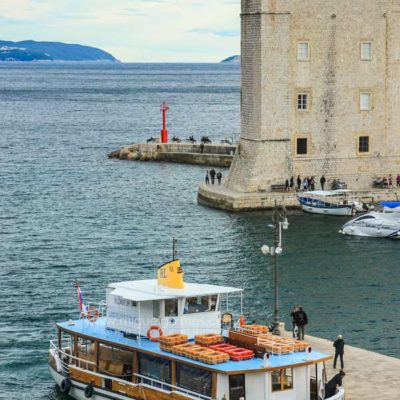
108, 143, 237, 167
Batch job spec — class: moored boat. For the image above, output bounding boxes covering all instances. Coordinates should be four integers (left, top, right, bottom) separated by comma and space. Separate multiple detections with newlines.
340, 202, 400, 238
49, 258, 344, 400
298, 190, 362, 216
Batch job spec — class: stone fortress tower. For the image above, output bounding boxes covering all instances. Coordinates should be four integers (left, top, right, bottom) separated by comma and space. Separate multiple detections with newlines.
199, 0, 400, 210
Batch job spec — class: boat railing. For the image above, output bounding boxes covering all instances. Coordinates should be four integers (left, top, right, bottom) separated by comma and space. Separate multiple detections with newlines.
49, 339, 96, 374
79, 300, 107, 320
134, 373, 212, 400
49, 340, 212, 400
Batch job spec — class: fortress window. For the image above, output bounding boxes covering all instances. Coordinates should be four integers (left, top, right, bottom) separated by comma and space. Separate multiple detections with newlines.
360, 92, 371, 111
296, 138, 308, 155
361, 42, 372, 61
297, 42, 309, 61
297, 93, 309, 111
358, 136, 369, 153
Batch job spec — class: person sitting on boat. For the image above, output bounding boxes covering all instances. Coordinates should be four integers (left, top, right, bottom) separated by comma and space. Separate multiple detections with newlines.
325, 370, 345, 398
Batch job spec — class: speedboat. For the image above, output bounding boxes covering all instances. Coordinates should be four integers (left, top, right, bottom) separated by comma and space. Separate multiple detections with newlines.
49, 255, 344, 400
340, 203, 400, 238
298, 190, 362, 216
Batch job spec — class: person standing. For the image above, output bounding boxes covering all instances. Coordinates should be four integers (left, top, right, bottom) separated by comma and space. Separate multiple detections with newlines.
285, 179, 289, 192
290, 306, 299, 338
205, 170, 210, 185
289, 176, 294, 191
303, 177, 308, 191
333, 335, 345, 369
294, 306, 308, 340
397, 174, 400, 187
320, 175, 326, 190
325, 370, 346, 398
209, 168, 216, 184
199, 143, 205, 154
297, 175, 302, 191
388, 174, 393, 188
216, 171, 222, 185
310, 176, 315, 191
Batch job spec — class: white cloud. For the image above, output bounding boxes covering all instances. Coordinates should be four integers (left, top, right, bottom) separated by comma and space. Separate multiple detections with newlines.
0, 0, 241, 61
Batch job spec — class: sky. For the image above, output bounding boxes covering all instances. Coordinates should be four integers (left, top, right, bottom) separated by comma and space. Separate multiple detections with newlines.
0, 0, 241, 62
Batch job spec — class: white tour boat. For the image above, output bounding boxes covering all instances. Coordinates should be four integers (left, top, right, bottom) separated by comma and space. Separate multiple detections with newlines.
49, 258, 344, 400
340, 201, 400, 238
298, 190, 363, 216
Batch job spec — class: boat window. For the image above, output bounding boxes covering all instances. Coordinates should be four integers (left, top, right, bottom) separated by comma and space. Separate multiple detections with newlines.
355, 215, 375, 221
183, 295, 218, 314
165, 299, 178, 317
153, 301, 160, 318
77, 337, 95, 358
271, 368, 294, 391
176, 362, 212, 397
114, 296, 136, 307
229, 374, 246, 400
137, 352, 171, 386
98, 344, 133, 381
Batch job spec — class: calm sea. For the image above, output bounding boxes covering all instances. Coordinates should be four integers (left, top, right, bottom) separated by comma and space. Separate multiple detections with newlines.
0, 63, 399, 399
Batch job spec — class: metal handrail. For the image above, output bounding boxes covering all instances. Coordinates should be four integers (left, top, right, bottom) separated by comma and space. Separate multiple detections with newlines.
135, 373, 212, 400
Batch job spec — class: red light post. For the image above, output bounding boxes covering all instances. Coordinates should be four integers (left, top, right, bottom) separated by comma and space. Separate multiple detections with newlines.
160, 101, 170, 143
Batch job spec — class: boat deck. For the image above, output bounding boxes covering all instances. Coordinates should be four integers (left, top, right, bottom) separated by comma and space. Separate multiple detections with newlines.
58, 318, 330, 374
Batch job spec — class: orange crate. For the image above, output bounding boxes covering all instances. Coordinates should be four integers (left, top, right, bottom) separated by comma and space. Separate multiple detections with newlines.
198, 350, 230, 364
159, 334, 188, 346
209, 344, 237, 353
160, 343, 174, 353
225, 348, 254, 361
171, 343, 201, 356
186, 347, 213, 360
194, 333, 224, 346
240, 324, 269, 335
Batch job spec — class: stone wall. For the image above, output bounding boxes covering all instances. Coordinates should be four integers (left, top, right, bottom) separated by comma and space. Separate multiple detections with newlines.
226, 0, 400, 194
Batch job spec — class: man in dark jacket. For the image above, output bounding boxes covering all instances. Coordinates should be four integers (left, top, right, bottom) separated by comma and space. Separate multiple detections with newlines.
294, 306, 308, 340
209, 169, 216, 184
320, 175, 326, 190
333, 335, 345, 369
325, 370, 345, 398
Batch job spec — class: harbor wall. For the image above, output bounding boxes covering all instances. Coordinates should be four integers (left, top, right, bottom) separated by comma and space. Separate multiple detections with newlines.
109, 143, 236, 168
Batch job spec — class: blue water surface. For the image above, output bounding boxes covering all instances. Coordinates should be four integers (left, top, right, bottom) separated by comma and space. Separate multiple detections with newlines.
0, 63, 399, 399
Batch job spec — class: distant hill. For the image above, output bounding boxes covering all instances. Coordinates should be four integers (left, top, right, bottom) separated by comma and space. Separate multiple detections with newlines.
221, 55, 241, 64
0, 40, 119, 62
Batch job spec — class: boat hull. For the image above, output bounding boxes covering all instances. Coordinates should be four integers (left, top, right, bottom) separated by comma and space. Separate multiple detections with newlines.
301, 204, 352, 216
50, 367, 134, 400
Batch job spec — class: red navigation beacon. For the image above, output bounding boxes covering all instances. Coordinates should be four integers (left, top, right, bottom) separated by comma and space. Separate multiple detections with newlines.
160, 101, 170, 143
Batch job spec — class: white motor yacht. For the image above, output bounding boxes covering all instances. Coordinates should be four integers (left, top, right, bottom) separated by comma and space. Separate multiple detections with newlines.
340, 202, 400, 238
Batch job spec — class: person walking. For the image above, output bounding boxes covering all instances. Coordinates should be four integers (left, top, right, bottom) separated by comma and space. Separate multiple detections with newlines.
209, 168, 216, 184
289, 176, 294, 191
285, 179, 289, 192
333, 335, 345, 369
216, 171, 222, 185
388, 174, 393, 188
205, 170, 210, 185
297, 175, 302, 191
290, 306, 299, 338
320, 175, 326, 190
294, 306, 308, 340
325, 370, 346, 398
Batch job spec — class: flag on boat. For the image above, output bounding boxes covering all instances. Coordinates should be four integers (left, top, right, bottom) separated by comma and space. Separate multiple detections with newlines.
75, 280, 87, 314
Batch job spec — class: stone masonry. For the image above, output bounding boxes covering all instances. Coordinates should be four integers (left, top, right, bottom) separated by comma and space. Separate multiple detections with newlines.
199, 0, 400, 209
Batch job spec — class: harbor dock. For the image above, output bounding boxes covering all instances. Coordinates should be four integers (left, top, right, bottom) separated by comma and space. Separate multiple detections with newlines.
108, 143, 236, 167
198, 182, 400, 211
301, 332, 400, 400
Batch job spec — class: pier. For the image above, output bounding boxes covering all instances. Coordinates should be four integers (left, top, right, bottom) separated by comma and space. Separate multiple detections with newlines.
198, 182, 400, 211
300, 332, 400, 400
108, 143, 236, 168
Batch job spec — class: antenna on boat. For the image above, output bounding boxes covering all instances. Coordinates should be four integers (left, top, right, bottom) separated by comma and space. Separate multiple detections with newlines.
172, 237, 178, 260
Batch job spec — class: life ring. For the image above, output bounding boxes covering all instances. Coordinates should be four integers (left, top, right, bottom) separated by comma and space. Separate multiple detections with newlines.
84, 383, 94, 398
147, 325, 163, 342
60, 378, 71, 394
86, 307, 100, 323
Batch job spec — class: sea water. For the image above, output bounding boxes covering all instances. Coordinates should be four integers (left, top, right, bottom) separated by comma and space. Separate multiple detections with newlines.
0, 63, 399, 399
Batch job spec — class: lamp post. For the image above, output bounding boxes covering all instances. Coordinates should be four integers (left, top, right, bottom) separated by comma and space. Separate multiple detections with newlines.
261, 200, 289, 335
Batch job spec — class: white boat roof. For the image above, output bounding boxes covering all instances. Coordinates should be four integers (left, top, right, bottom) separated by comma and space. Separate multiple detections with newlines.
302, 189, 351, 196
108, 279, 243, 302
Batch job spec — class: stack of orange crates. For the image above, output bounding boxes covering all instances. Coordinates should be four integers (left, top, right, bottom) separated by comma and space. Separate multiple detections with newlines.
239, 324, 269, 336
159, 334, 188, 353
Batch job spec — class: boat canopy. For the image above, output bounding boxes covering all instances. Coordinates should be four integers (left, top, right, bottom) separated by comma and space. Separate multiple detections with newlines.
379, 201, 400, 209
109, 279, 243, 302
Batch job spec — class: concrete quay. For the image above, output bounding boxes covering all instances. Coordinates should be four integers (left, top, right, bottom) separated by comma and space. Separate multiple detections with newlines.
198, 182, 400, 211
300, 332, 400, 400
108, 143, 236, 168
